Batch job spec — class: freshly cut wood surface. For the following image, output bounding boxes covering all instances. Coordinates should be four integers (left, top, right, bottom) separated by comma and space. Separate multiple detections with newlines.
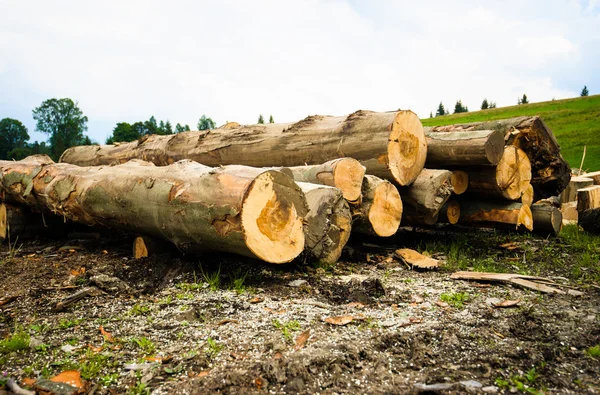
450, 171, 468, 195
353, 175, 402, 237
521, 184, 534, 207
467, 146, 531, 200
133, 235, 170, 259
576, 185, 600, 212
582, 170, 600, 185
284, 158, 365, 203
60, 110, 427, 186
0, 156, 308, 264
459, 200, 533, 231
395, 248, 439, 269
561, 201, 578, 224
425, 116, 571, 199
560, 176, 594, 203
296, 182, 351, 264
399, 169, 453, 216
425, 129, 504, 166
531, 204, 562, 236
438, 200, 460, 225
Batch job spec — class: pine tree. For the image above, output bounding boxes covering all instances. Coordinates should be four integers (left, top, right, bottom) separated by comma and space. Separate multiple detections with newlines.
429, 112, 433, 118
165, 120, 173, 135
175, 123, 185, 133
435, 102, 446, 117
269, 115, 274, 123
481, 99, 489, 110
519, 94, 529, 105
581, 86, 589, 97
489, 101, 497, 109
257, 114, 265, 124
453, 100, 468, 114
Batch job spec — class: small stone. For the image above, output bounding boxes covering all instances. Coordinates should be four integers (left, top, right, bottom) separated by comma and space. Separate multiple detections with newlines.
61, 344, 78, 353
288, 279, 308, 287
460, 380, 483, 391
414, 382, 456, 392
90, 274, 130, 293
482, 386, 499, 393
29, 337, 44, 349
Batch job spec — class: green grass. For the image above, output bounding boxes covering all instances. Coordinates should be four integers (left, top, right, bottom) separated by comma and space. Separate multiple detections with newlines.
440, 292, 470, 309
422, 95, 600, 171
586, 345, 600, 358
272, 319, 301, 342
0, 327, 30, 354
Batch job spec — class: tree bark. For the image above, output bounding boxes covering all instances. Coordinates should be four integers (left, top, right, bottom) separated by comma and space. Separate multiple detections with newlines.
531, 204, 562, 236
399, 169, 453, 216
425, 129, 504, 166
458, 200, 533, 231
352, 175, 402, 236
297, 182, 351, 264
401, 206, 439, 226
451, 170, 468, 195
0, 155, 308, 264
60, 110, 427, 186
577, 185, 600, 212
282, 158, 365, 204
560, 176, 594, 203
466, 146, 531, 200
425, 116, 571, 199
579, 208, 600, 233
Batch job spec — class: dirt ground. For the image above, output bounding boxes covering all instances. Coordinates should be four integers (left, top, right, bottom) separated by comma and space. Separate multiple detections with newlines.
0, 226, 599, 394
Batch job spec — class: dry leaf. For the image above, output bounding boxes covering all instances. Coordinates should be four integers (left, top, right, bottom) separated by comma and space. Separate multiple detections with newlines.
346, 302, 365, 309
249, 297, 263, 304
493, 299, 521, 308
88, 344, 103, 353
409, 317, 423, 324
324, 315, 354, 326
197, 370, 211, 377
99, 326, 115, 343
102, 250, 108, 254
395, 248, 440, 269
22, 378, 36, 386
273, 352, 283, 359
435, 301, 449, 308
255, 377, 264, 390
70, 267, 85, 276
294, 329, 310, 351
499, 242, 521, 251
217, 319, 239, 325
50, 370, 84, 389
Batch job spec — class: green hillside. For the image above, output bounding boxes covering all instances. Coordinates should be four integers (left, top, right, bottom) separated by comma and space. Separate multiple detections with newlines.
421, 95, 600, 172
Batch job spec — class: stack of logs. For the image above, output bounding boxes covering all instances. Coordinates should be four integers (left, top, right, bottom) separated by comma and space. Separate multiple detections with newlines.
558, 171, 600, 233
0, 111, 573, 265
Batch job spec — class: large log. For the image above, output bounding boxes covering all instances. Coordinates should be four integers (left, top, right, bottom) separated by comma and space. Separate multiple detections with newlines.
438, 200, 461, 225
579, 208, 600, 233
296, 182, 351, 264
458, 200, 533, 231
60, 110, 427, 186
466, 146, 531, 200
399, 169, 453, 216
450, 170, 468, 195
282, 158, 365, 203
425, 129, 504, 166
577, 185, 600, 212
531, 204, 562, 236
425, 116, 571, 199
560, 176, 594, 203
352, 175, 402, 236
0, 156, 308, 264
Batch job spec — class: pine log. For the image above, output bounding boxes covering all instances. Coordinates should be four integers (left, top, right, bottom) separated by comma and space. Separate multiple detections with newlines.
425, 129, 504, 166
283, 158, 365, 203
352, 175, 402, 236
458, 200, 533, 231
399, 169, 453, 216
425, 116, 571, 199
531, 204, 562, 236
60, 110, 427, 186
466, 146, 531, 200
0, 203, 66, 242
560, 176, 594, 203
451, 170, 468, 195
438, 200, 461, 224
297, 182, 351, 264
0, 156, 308, 264
576, 185, 600, 212
579, 208, 600, 233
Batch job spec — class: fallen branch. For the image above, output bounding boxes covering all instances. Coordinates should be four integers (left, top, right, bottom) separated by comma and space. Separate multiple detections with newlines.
450, 271, 583, 295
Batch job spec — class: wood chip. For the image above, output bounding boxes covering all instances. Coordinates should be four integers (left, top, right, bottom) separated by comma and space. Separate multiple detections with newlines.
0, 295, 18, 306
99, 326, 115, 343
395, 248, 440, 269
217, 319, 239, 326
50, 370, 84, 389
294, 329, 311, 351
249, 297, 264, 304
324, 315, 354, 326
435, 301, 449, 308
493, 299, 521, 308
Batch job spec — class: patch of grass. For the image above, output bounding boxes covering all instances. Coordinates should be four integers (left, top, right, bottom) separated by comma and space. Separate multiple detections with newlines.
0, 237, 22, 265
129, 380, 150, 395
205, 337, 223, 359
30, 323, 51, 334
58, 318, 84, 329
440, 292, 470, 309
0, 326, 30, 354
200, 265, 221, 291
585, 345, 600, 358
129, 304, 151, 316
229, 268, 247, 294
130, 337, 156, 355
80, 350, 112, 380
272, 319, 301, 342
99, 372, 119, 387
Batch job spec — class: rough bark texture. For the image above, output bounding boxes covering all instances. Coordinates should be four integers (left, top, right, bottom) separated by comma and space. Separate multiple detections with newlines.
451, 171, 468, 195
531, 204, 562, 236
466, 146, 531, 200
577, 185, 600, 212
352, 175, 402, 237
296, 183, 351, 264
399, 169, 453, 216
0, 203, 66, 242
60, 110, 427, 186
425, 116, 571, 199
425, 129, 504, 166
0, 156, 308, 264
579, 208, 600, 233
458, 200, 533, 231
283, 158, 365, 203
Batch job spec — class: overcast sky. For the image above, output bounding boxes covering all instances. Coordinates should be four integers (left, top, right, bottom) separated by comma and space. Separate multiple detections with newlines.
1, 0, 598, 144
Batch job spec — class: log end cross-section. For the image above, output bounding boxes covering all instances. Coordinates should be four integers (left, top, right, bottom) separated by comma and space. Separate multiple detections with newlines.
387, 111, 428, 186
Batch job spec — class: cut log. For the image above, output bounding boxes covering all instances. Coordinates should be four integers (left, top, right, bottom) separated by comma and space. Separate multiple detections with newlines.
296, 183, 351, 264
438, 200, 460, 225
576, 185, 600, 212
561, 201, 578, 224
0, 203, 66, 242
425, 116, 571, 199
399, 169, 453, 216
283, 158, 365, 203
466, 146, 531, 200
425, 129, 504, 166
521, 184, 534, 207
401, 206, 439, 226
450, 170, 468, 195
531, 204, 562, 236
0, 156, 308, 264
352, 175, 402, 236
579, 208, 600, 233
560, 176, 594, 203
133, 235, 171, 259
582, 170, 600, 185
60, 110, 427, 186
458, 200, 533, 231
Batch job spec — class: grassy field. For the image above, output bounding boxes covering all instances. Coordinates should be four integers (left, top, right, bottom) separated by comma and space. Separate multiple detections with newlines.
421, 95, 600, 172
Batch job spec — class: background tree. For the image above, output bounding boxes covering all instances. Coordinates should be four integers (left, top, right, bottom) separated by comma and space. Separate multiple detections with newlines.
257, 114, 265, 124
489, 101, 497, 109
453, 100, 468, 113
32, 98, 89, 160
175, 123, 185, 133
197, 115, 216, 130
518, 94, 529, 105
113, 122, 141, 142
481, 99, 489, 110
165, 120, 173, 134
269, 115, 274, 123
581, 86, 589, 97
435, 102, 446, 117
145, 116, 158, 135
0, 118, 30, 160
429, 112, 433, 118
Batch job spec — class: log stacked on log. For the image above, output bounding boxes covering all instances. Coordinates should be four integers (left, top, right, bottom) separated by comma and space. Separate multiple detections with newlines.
577, 185, 600, 234
560, 176, 594, 204
352, 175, 402, 237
